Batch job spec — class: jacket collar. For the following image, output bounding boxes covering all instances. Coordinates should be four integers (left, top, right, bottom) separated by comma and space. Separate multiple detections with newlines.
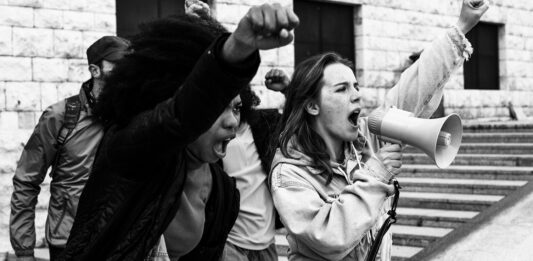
80, 79, 96, 115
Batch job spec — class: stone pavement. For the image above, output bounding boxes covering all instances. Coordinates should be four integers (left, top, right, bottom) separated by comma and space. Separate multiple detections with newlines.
416, 181, 533, 261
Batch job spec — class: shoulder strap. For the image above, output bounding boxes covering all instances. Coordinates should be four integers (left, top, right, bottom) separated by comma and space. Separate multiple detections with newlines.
56, 95, 82, 146
50, 95, 82, 178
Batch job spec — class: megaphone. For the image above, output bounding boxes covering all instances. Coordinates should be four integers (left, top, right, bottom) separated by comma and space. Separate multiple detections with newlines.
368, 107, 462, 168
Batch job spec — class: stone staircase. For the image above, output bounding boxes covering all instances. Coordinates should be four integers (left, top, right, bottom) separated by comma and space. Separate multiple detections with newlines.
275, 121, 533, 261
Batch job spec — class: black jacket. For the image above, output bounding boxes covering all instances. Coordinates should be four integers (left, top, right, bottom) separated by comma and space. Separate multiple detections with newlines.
61, 35, 259, 261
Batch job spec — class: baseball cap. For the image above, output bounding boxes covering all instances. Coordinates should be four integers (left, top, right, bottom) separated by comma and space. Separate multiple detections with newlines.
87, 36, 130, 65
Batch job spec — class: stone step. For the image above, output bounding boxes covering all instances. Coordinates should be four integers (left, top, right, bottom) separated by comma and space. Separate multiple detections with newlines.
463, 121, 533, 133
392, 245, 423, 261
401, 164, 533, 180
404, 143, 533, 154
398, 177, 527, 195
403, 153, 533, 167
461, 132, 533, 143
275, 232, 424, 260
396, 207, 478, 228
398, 191, 504, 211
391, 225, 452, 248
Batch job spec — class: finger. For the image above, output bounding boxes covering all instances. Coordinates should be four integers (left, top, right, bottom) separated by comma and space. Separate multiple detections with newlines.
381, 144, 402, 152
285, 7, 300, 30
388, 160, 402, 169
275, 4, 289, 30
249, 6, 264, 32
261, 4, 277, 35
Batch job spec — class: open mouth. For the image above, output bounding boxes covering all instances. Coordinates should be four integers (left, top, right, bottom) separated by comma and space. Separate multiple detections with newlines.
213, 136, 235, 158
348, 109, 360, 127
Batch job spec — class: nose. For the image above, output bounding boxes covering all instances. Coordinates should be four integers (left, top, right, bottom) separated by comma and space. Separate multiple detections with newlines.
222, 110, 239, 131
350, 88, 361, 103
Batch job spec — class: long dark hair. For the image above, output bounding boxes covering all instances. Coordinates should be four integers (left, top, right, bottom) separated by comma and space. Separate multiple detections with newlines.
277, 52, 354, 183
93, 14, 228, 126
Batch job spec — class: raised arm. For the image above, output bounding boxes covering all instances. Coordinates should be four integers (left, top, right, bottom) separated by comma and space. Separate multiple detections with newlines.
103, 4, 299, 168
383, 0, 489, 118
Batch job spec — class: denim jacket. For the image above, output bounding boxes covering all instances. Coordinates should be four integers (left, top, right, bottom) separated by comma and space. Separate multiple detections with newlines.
270, 27, 472, 261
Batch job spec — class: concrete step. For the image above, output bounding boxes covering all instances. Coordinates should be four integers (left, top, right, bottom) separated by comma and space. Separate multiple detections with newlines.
396, 207, 478, 228
461, 132, 533, 143
463, 121, 533, 133
391, 225, 452, 248
275, 234, 289, 257
398, 177, 527, 195
398, 191, 504, 211
404, 143, 533, 154
403, 153, 533, 167
392, 245, 423, 261
401, 164, 533, 180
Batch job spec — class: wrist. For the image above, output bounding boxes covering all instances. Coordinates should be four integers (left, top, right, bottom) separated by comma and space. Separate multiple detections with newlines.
222, 34, 256, 64
364, 157, 394, 184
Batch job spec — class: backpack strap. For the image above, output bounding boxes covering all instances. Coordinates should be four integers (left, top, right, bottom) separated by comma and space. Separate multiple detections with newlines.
56, 95, 82, 146
50, 95, 82, 178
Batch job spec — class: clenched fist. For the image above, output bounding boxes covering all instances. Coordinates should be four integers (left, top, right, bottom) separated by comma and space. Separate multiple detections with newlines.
223, 3, 299, 63
457, 0, 490, 34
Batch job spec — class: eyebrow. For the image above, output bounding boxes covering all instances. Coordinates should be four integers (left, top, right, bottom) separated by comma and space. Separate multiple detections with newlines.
333, 81, 359, 87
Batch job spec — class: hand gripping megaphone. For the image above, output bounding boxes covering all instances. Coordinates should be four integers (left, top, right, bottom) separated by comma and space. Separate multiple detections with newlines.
367, 107, 463, 168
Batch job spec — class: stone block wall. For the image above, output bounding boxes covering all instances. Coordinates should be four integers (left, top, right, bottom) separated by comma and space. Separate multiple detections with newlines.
0, 0, 116, 253
352, 0, 533, 119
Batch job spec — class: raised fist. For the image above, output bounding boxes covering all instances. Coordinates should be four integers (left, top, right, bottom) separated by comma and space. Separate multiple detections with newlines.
265, 68, 290, 93
457, 0, 490, 34
223, 3, 299, 63
185, 0, 210, 18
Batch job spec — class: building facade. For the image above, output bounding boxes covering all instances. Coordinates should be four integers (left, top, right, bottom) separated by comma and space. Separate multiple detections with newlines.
0, 0, 532, 253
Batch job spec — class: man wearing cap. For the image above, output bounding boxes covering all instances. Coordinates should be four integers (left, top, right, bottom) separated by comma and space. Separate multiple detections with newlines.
9, 36, 130, 261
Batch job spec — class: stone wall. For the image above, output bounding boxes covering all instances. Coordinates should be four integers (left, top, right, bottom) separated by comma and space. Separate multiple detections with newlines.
0, 0, 116, 253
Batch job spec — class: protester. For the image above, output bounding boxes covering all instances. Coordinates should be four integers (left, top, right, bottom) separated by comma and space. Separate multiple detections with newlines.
9, 36, 130, 261
221, 69, 289, 261
60, 3, 299, 261
270, 0, 489, 260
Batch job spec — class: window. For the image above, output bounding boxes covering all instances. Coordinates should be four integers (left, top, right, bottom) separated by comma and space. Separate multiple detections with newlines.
463, 22, 500, 90
294, 0, 355, 65
117, 0, 207, 38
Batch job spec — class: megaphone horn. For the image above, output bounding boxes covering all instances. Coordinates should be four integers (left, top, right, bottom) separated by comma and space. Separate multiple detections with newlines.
368, 107, 463, 168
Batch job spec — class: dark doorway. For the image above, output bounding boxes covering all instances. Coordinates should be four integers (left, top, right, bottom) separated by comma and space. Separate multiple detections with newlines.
117, 0, 204, 38
294, 0, 355, 65
464, 22, 500, 90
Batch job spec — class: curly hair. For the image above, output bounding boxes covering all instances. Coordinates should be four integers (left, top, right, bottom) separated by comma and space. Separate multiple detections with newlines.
94, 14, 229, 126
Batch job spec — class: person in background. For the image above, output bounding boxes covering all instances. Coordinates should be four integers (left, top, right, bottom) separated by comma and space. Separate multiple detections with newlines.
270, 0, 489, 260
221, 68, 290, 261
9, 36, 130, 261
61, 3, 299, 261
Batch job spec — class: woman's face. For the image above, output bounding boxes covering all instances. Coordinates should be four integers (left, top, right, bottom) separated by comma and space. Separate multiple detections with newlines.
187, 95, 242, 163
310, 63, 362, 148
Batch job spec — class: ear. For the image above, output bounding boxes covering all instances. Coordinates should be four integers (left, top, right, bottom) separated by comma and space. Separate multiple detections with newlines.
305, 101, 320, 116
88, 64, 101, 79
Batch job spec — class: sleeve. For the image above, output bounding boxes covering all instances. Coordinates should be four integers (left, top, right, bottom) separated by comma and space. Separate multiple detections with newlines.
10, 106, 62, 257
270, 163, 394, 260
102, 34, 260, 169
383, 27, 473, 118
